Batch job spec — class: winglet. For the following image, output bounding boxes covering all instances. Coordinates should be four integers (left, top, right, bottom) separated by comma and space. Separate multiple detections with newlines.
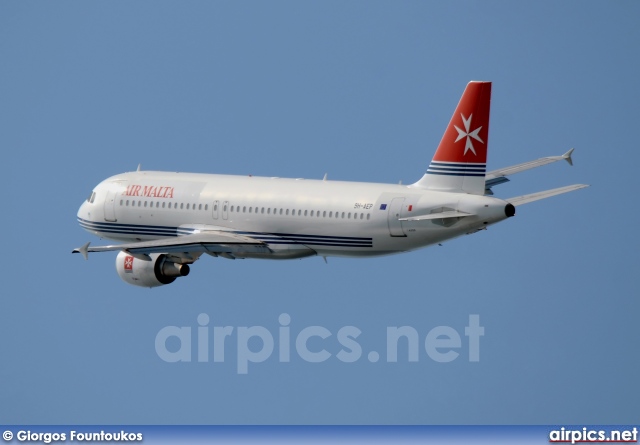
563, 148, 574, 166
72, 242, 91, 260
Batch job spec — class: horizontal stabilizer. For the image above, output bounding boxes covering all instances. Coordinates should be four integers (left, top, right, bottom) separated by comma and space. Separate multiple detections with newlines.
506, 184, 589, 206
399, 210, 475, 221
486, 148, 575, 181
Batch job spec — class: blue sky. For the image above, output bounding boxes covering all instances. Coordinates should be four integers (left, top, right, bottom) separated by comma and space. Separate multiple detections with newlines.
1, 1, 638, 424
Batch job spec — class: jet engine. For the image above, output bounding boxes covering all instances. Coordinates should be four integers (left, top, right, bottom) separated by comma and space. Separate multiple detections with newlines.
116, 251, 190, 288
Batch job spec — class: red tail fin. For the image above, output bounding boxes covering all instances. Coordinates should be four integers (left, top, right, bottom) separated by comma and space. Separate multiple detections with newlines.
413, 81, 492, 195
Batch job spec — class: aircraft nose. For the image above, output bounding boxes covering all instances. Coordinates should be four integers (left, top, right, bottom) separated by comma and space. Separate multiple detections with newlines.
77, 200, 91, 221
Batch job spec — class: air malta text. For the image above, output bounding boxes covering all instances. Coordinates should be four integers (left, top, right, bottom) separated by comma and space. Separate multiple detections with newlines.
122, 184, 175, 198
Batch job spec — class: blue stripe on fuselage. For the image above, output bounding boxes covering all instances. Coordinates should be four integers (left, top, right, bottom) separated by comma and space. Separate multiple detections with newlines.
78, 218, 373, 247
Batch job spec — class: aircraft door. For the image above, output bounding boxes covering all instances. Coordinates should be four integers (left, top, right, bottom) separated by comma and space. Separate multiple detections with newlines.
104, 189, 117, 222
212, 200, 219, 220
387, 197, 406, 237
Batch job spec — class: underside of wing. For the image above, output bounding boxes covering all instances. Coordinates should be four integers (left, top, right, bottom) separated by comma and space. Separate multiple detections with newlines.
73, 231, 269, 260
506, 184, 589, 206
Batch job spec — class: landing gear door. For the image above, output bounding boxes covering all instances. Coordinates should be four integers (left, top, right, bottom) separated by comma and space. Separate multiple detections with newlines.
387, 197, 406, 237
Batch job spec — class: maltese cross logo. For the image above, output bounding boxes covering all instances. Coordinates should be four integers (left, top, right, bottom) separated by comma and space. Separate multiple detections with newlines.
124, 255, 134, 272
454, 113, 484, 156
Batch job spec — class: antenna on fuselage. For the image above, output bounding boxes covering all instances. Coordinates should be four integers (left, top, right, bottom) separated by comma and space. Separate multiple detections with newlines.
137, 164, 142, 172
323, 173, 328, 181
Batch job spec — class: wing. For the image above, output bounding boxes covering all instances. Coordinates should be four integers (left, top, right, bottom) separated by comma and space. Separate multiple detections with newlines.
485, 148, 575, 195
506, 184, 589, 206
72, 231, 269, 260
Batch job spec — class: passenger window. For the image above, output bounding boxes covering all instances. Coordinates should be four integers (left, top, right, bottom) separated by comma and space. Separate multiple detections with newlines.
279, 209, 283, 215
126, 200, 129, 206
180, 203, 184, 209
186, 204, 190, 210
199, 204, 202, 210
323, 211, 326, 217
243, 206, 246, 213
261, 207, 264, 214
310, 210, 314, 217
367, 214, 370, 220
205, 204, 208, 210
162, 202, 165, 208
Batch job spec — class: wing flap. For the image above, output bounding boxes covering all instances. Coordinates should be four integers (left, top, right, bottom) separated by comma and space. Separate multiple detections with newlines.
506, 184, 589, 206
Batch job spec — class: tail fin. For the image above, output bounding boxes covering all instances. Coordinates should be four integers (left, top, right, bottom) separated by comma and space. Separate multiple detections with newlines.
412, 81, 492, 195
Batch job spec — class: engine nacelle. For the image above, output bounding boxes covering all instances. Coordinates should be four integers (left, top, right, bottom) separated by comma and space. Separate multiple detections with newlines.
116, 251, 190, 288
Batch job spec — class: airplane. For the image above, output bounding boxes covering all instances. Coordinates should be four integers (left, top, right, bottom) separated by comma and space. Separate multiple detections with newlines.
73, 81, 588, 287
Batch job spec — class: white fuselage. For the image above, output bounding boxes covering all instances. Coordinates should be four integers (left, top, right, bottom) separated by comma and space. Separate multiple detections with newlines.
77, 171, 511, 259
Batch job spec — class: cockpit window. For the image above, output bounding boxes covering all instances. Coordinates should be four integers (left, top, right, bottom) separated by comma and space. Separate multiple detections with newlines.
87, 191, 96, 203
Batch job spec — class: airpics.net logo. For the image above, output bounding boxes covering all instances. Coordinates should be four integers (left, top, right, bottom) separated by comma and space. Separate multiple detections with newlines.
155, 314, 485, 374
